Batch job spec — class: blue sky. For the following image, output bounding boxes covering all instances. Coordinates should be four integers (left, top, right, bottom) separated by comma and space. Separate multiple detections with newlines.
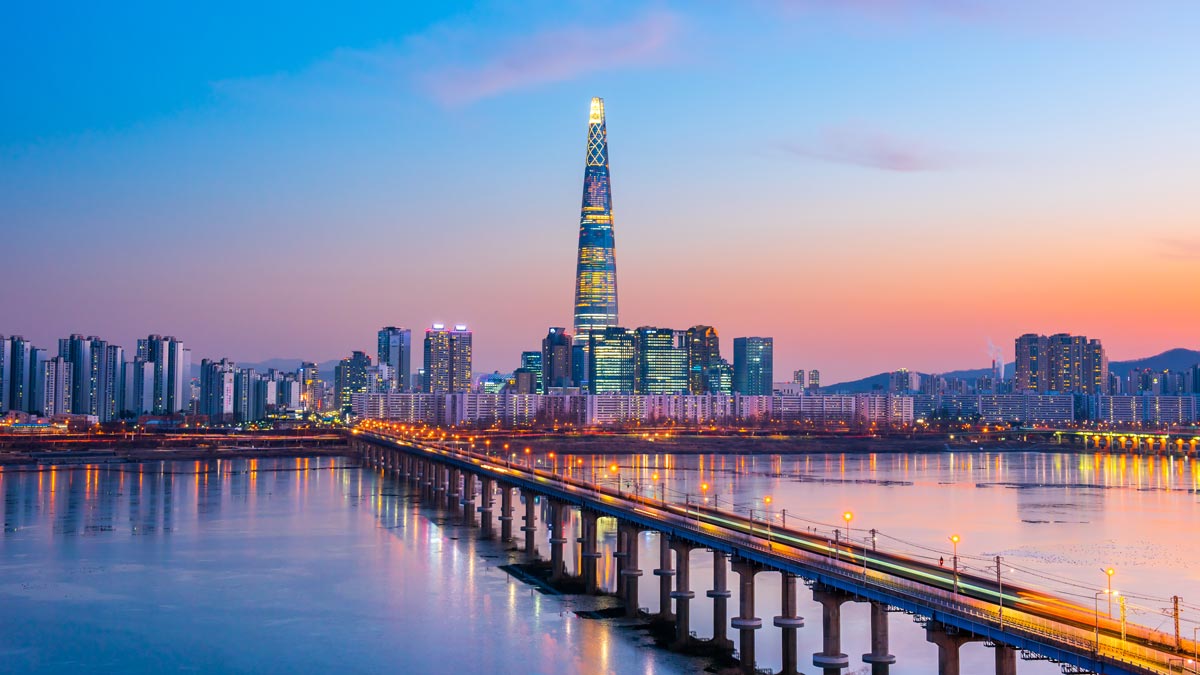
2, 1, 1198, 382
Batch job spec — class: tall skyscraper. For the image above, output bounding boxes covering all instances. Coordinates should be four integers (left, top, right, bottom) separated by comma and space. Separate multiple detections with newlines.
422, 324, 472, 393
733, 337, 774, 395
588, 327, 635, 394
0, 336, 11, 411
573, 98, 619, 358
377, 327, 412, 392
541, 327, 574, 390
635, 327, 688, 395
685, 325, 721, 394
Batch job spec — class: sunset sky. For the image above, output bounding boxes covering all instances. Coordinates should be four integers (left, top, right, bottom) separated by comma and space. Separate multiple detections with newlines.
2, 1, 1197, 383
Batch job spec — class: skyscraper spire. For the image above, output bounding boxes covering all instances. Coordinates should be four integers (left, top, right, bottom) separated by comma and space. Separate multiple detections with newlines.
573, 97, 618, 349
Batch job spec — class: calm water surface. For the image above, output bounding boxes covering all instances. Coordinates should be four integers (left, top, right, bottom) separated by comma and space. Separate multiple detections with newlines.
2, 450, 1197, 675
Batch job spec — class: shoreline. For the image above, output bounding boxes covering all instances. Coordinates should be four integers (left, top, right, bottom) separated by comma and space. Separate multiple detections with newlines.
0, 445, 352, 468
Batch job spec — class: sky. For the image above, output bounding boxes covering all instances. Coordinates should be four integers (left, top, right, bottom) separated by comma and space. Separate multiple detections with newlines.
2, 1, 1198, 383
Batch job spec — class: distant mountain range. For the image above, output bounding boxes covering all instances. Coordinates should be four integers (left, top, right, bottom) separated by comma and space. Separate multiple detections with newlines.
821, 348, 1200, 393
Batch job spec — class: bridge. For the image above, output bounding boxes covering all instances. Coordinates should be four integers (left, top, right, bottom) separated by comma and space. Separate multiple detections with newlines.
351, 427, 1196, 675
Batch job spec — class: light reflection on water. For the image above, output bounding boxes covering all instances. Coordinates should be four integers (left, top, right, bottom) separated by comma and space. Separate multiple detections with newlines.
2, 450, 1196, 675
0, 458, 698, 675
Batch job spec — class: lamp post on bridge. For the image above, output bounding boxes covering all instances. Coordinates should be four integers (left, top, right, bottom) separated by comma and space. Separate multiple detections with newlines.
1103, 567, 1115, 618
949, 534, 961, 596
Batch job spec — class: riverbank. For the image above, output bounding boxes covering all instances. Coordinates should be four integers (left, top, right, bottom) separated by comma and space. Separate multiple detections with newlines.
511, 433, 1048, 456
0, 445, 351, 467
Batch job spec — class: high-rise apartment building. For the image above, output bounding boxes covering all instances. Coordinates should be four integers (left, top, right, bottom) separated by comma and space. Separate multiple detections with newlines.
137, 335, 190, 415
199, 359, 237, 423
588, 327, 635, 394
541, 328, 574, 390
41, 356, 73, 416
6, 336, 32, 412
635, 327, 688, 395
377, 327, 412, 392
573, 98, 619, 382
685, 325, 721, 394
422, 324, 472, 393
807, 370, 821, 391
733, 337, 774, 395
1015, 333, 1107, 395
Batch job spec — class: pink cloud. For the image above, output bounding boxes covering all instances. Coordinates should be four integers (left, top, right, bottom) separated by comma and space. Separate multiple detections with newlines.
781, 126, 955, 172
422, 11, 680, 106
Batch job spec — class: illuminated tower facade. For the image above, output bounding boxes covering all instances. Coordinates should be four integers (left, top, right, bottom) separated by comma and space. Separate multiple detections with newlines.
573, 97, 618, 355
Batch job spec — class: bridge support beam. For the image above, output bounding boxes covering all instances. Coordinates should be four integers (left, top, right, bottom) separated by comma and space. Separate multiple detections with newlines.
549, 501, 569, 582
521, 490, 538, 559
653, 533, 675, 622
614, 525, 628, 599
730, 560, 763, 674
669, 540, 696, 649
707, 551, 734, 651
499, 485, 514, 542
479, 477, 494, 539
813, 587, 851, 672
774, 573, 805, 675
994, 644, 1017, 675
863, 601, 896, 673
579, 511, 601, 594
448, 468, 461, 511
620, 523, 644, 618
925, 622, 980, 675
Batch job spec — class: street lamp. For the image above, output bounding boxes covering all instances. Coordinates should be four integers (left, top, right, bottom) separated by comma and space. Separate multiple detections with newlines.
764, 496, 773, 543
949, 535, 961, 596
843, 511, 853, 541
1103, 567, 1115, 618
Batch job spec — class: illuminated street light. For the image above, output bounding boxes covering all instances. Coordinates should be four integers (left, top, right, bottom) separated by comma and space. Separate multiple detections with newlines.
950, 534, 961, 596
843, 511, 853, 541
1103, 567, 1115, 618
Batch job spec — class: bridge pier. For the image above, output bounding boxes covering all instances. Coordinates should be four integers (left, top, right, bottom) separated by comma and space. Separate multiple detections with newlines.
499, 485, 514, 541
479, 477, 494, 538
521, 490, 538, 559
620, 523, 644, 618
462, 472, 476, 526
925, 622, 981, 675
669, 540, 696, 649
614, 524, 629, 599
579, 511, 600, 594
653, 533, 675, 622
730, 560, 763, 674
994, 644, 1017, 675
707, 551, 734, 652
550, 501, 569, 582
448, 468, 461, 511
774, 573, 805, 675
862, 601, 896, 673
813, 586, 851, 673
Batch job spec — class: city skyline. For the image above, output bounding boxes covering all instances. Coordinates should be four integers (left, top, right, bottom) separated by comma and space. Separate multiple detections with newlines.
3, 3, 1199, 382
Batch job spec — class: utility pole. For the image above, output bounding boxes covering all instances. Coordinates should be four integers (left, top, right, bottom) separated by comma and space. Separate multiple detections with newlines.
996, 555, 1004, 631
1174, 596, 1182, 651
1119, 595, 1127, 642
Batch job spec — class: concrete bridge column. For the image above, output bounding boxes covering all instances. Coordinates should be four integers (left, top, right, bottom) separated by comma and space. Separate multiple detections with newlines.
813, 587, 851, 673
499, 485, 514, 541
614, 525, 629, 599
994, 644, 1017, 675
730, 560, 763, 674
521, 490, 538, 559
708, 551, 734, 651
774, 573, 805, 675
448, 468, 461, 510
424, 461, 436, 500
653, 533, 676, 622
550, 501, 569, 582
862, 601, 896, 674
925, 622, 979, 675
462, 473, 476, 526
579, 511, 601, 594
479, 477, 495, 538
669, 540, 696, 649
620, 523, 644, 618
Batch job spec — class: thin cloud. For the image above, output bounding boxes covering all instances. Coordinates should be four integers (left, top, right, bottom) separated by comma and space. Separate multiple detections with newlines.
422, 11, 680, 106
780, 126, 956, 172
1156, 237, 1200, 261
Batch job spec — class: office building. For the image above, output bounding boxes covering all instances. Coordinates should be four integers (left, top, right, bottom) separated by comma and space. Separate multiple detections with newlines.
377, 326, 412, 392
733, 337, 774, 395
520, 351, 543, 393
334, 351, 372, 411
635, 327, 688, 395
542, 328, 573, 390
685, 325, 721, 394
588, 327, 636, 394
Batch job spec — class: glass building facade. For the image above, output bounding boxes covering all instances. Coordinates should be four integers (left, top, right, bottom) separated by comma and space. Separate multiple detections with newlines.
635, 327, 688, 395
733, 337, 774, 395
573, 98, 619, 350
588, 327, 635, 394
